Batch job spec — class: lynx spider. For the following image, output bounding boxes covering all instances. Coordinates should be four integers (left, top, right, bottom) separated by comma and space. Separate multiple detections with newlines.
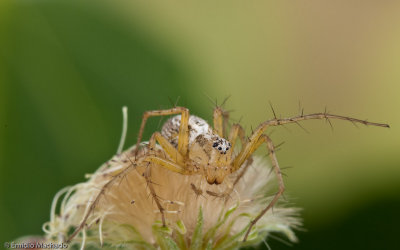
67, 104, 389, 243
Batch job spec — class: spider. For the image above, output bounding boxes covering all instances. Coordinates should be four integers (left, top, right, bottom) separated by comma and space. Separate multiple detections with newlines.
67, 105, 389, 243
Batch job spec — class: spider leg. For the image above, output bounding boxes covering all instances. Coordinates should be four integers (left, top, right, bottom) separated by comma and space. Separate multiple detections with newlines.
142, 155, 188, 174
148, 132, 184, 165
237, 110, 389, 241
66, 160, 138, 243
213, 107, 224, 137
144, 130, 191, 227
261, 112, 389, 128
144, 164, 166, 225
242, 135, 284, 242
233, 112, 389, 171
232, 156, 253, 187
227, 123, 255, 189
213, 106, 230, 138
228, 123, 247, 150
142, 155, 188, 227
67, 152, 188, 242
135, 107, 190, 156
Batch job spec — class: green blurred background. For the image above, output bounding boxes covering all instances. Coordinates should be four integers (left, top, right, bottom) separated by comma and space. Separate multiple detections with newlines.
1, 0, 399, 249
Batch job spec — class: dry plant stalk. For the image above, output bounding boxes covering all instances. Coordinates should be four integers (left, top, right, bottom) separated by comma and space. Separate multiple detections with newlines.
41, 104, 388, 250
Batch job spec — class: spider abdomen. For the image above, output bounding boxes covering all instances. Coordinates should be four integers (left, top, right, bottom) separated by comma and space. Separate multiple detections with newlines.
161, 115, 212, 147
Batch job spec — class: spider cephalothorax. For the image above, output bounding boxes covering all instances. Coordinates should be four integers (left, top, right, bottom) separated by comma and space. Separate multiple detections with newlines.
162, 115, 233, 184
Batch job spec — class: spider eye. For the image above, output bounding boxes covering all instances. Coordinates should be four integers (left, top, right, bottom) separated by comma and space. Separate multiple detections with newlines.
213, 142, 218, 147
218, 147, 222, 150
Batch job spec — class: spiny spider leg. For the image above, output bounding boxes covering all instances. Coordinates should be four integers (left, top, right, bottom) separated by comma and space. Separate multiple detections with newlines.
142, 154, 189, 227
222, 111, 230, 138
134, 107, 190, 227
144, 163, 167, 226
228, 123, 252, 189
135, 107, 190, 156
66, 159, 138, 243
233, 113, 389, 172
68, 141, 189, 241
213, 106, 231, 138
210, 123, 250, 198
148, 132, 184, 165
143, 133, 194, 227
142, 142, 199, 226
243, 135, 284, 242
213, 106, 224, 137
142, 155, 187, 175
228, 123, 247, 150
232, 156, 254, 188
232, 113, 389, 241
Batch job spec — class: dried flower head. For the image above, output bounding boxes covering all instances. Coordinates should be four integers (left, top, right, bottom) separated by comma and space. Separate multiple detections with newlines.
41, 107, 301, 249
42, 146, 301, 249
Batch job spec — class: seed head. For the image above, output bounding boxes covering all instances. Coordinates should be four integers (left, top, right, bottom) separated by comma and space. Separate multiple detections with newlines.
42, 145, 300, 249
